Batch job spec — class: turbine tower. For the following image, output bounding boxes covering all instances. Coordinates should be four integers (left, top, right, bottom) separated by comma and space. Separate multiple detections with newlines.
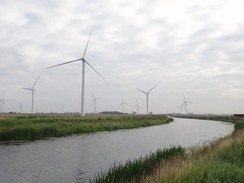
118, 97, 127, 114
133, 100, 140, 114
137, 85, 157, 115
19, 102, 23, 113
23, 76, 40, 114
46, 27, 107, 117
0, 92, 5, 113
91, 91, 101, 114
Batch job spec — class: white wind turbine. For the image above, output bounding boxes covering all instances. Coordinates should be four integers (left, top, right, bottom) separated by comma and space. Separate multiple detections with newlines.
23, 76, 40, 114
91, 91, 101, 114
137, 85, 157, 115
0, 92, 5, 113
46, 27, 107, 117
118, 97, 128, 114
19, 102, 23, 113
133, 100, 140, 114
181, 94, 192, 115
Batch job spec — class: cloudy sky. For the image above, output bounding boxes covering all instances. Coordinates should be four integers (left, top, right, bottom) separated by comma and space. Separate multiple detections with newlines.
1, 0, 244, 115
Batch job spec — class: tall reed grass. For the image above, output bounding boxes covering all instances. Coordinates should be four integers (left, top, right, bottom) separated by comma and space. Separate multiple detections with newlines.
134, 128, 244, 183
0, 115, 172, 142
90, 146, 185, 183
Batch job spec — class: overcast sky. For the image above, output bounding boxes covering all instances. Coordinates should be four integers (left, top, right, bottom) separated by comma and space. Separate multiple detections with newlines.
1, 0, 244, 115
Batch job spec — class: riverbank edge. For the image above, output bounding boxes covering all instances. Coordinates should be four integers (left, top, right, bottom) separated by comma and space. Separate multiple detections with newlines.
91, 116, 244, 183
171, 114, 244, 130
0, 115, 173, 143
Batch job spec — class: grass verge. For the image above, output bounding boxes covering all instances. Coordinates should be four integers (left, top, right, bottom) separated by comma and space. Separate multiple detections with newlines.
0, 115, 172, 142
90, 146, 185, 183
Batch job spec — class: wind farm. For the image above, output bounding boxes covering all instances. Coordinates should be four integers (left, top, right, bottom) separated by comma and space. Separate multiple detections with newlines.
0, 26, 242, 116
1, 2, 244, 183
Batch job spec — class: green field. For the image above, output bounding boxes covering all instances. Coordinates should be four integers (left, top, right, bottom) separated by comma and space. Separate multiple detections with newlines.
0, 115, 172, 142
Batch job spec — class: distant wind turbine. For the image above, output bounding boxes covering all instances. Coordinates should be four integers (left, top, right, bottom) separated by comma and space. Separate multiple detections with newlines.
118, 97, 128, 114
137, 85, 157, 115
23, 76, 40, 114
46, 27, 107, 117
0, 92, 5, 113
181, 94, 192, 115
19, 102, 23, 113
133, 100, 140, 114
91, 91, 101, 114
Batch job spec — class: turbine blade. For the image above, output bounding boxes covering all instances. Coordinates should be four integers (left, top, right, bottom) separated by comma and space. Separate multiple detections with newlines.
84, 59, 108, 84
83, 26, 93, 58
148, 85, 157, 93
32, 76, 40, 89
183, 94, 186, 102
23, 88, 32, 90
46, 58, 82, 69
91, 91, 95, 99
137, 88, 146, 94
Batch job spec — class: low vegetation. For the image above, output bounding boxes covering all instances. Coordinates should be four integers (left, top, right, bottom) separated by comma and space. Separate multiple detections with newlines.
172, 114, 244, 130
91, 146, 185, 183
0, 115, 172, 142
91, 115, 244, 183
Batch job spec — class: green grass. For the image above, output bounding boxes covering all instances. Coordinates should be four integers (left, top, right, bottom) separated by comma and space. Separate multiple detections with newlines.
0, 115, 173, 142
185, 134, 244, 183
172, 114, 244, 131
90, 146, 185, 183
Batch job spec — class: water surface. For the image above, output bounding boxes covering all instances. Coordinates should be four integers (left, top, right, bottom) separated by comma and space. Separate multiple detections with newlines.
0, 117, 234, 182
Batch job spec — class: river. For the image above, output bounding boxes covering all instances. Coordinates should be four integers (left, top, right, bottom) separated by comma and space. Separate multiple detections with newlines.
0, 117, 234, 183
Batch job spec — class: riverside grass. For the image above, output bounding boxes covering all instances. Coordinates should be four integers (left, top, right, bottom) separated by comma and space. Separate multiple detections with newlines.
173, 114, 244, 131
0, 115, 172, 142
90, 146, 185, 183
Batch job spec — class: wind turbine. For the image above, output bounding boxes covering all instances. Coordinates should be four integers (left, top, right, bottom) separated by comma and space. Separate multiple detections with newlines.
137, 85, 157, 115
23, 76, 40, 114
118, 97, 127, 114
46, 27, 107, 117
181, 94, 192, 115
133, 100, 140, 114
19, 102, 23, 113
91, 91, 101, 114
0, 92, 5, 113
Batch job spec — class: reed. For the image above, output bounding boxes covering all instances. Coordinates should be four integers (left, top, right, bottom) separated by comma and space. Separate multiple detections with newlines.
134, 128, 244, 183
0, 115, 173, 142
90, 146, 185, 183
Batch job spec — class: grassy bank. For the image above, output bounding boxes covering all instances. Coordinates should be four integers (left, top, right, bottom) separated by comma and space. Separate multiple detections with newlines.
172, 114, 244, 130
91, 116, 244, 183
0, 115, 172, 142
138, 128, 244, 183
90, 146, 185, 183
